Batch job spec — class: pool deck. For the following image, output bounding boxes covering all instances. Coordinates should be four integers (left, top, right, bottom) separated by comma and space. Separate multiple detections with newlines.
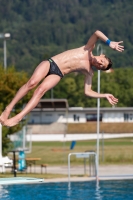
16, 165, 133, 181
4, 164, 133, 176
1, 165, 133, 184
43, 164, 133, 182
43, 164, 133, 175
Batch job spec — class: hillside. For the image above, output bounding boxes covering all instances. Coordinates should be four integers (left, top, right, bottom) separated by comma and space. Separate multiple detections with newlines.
0, 0, 133, 73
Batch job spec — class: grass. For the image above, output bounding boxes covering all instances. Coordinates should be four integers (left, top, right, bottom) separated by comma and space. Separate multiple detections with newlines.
0, 172, 67, 179
1, 137, 132, 179
8, 137, 133, 166
0, 172, 89, 179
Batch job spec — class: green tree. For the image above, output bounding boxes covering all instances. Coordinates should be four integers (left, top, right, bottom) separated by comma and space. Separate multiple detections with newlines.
0, 0, 133, 73
52, 68, 133, 108
0, 66, 31, 155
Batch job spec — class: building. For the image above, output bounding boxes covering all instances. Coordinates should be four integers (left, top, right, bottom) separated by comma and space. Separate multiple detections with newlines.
27, 99, 133, 124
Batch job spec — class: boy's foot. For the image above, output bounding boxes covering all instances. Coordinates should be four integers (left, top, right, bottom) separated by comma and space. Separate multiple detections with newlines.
3, 116, 22, 127
0, 108, 11, 124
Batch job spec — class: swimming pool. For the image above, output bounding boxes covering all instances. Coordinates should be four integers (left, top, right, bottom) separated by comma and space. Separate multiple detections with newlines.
0, 179, 133, 200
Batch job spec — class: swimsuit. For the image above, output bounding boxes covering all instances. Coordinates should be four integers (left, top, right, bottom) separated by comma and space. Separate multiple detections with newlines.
47, 58, 64, 78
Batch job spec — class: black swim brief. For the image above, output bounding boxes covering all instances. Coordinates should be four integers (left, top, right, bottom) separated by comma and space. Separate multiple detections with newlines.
47, 58, 64, 78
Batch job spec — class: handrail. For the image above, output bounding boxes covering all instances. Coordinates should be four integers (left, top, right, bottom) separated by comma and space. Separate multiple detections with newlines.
68, 152, 98, 187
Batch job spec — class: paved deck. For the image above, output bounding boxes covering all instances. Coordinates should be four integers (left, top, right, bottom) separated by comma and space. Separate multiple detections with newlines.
2, 164, 133, 184
5, 164, 133, 176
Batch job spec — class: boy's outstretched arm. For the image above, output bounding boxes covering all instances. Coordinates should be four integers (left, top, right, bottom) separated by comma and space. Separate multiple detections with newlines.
84, 73, 118, 105
85, 30, 124, 52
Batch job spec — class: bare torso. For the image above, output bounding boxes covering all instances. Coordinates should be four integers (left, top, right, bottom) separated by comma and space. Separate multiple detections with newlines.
51, 45, 92, 76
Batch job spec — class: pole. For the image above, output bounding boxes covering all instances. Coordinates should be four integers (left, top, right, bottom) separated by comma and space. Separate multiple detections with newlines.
13, 151, 17, 177
0, 124, 5, 173
23, 126, 25, 150
96, 44, 103, 178
51, 89, 53, 99
96, 73, 100, 177
68, 153, 71, 188
0, 124, 2, 158
102, 131, 104, 162
4, 39, 7, 70
0, 33, 10, 70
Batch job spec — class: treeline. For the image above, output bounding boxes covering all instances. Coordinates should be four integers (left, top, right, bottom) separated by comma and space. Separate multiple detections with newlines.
0, 0, 133, 73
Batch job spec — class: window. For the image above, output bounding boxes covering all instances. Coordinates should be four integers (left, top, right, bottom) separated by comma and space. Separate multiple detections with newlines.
86, 113, 102, 122
124, 113, 133, 122
73, 114, 80, 121
45, 114, 52, 116
33, 114, 40, 116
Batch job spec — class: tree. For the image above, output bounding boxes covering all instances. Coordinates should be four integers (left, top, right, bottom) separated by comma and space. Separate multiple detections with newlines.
0, 0, 133, 73
52, 68, 133, 108
0, 66, 32, 155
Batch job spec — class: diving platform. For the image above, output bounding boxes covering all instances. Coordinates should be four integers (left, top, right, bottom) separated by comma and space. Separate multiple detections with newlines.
0, 177, 44, 185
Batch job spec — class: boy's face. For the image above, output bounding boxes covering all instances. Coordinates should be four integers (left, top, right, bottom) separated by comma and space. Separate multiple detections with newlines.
95, 54, 109, 70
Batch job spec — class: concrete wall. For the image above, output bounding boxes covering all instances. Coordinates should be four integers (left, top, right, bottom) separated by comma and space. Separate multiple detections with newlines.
28, 123, 67, 134
103, 112, 123, 122
28, 122, 133, 134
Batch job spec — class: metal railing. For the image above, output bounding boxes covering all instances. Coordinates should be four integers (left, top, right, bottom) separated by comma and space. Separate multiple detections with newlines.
68, 152, 98, 186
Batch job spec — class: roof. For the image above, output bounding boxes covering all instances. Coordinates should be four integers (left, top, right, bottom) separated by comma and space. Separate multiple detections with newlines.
69, 107, 133, 113
35, 99, 69, 110
32, 99, 133, 112
33, 99, 133, 113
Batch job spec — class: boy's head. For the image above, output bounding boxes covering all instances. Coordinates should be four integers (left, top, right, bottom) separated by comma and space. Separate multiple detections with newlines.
93, 54, 112, 71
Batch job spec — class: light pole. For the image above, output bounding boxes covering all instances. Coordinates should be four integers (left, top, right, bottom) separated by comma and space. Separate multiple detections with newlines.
0, 124, 2, 158
0, 33, 10, 170
96, 44, 103, 178
0, 33, 11, 70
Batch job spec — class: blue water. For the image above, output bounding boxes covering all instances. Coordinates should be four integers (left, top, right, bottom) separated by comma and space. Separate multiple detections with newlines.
0, 179, 133, 200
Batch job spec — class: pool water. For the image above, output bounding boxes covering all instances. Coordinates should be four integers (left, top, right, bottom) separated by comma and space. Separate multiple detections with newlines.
0, 179, 133, 200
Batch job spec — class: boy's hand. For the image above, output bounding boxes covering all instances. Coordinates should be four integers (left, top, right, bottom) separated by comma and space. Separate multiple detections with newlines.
110, 41, 124, 52
105, 94, 118, 105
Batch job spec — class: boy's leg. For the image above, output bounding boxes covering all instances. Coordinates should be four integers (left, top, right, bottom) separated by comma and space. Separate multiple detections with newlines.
3, 74, 61, 127
0, 61, 50, 123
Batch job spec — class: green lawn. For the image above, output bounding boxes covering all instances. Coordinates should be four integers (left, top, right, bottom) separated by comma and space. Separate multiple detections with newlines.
18, 137, 133, 166
3, 138, 133, 179
0, 172, 67, 179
